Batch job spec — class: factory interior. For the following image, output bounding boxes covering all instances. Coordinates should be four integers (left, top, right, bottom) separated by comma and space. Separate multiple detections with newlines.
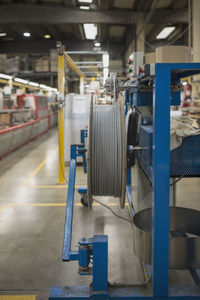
1, 0, 200, 299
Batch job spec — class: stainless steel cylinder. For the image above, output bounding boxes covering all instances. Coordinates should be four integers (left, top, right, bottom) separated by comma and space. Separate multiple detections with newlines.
133, 206, 200, 269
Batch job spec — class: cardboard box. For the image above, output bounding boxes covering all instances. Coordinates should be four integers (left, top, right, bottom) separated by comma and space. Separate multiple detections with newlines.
155, 46, 193, 63
0, 113, 10, 126
145, 52, 155, 64
7, 56, 22, 73
33, 57, 49, 72
0, 54, 7, 72
50, 49, 58, 72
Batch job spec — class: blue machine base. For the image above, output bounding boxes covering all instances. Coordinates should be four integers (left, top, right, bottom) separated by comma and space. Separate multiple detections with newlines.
78, 187, 88, 194
49, 285, 200, 299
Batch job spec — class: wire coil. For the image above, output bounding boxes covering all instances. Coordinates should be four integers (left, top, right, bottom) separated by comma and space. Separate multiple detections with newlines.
87, 98, 126, 209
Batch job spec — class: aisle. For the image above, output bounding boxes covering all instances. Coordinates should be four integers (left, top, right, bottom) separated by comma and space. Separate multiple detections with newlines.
0, 128, 137, 299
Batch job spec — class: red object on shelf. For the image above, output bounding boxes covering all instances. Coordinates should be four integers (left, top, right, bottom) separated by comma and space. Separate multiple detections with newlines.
137, 65, 143, 76
17, 94, 25, 109
184, 83, 192, 99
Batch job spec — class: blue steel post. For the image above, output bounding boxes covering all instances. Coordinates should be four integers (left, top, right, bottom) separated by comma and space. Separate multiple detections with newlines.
80, 130, 87, 174
152, 64, 170, 297
92, 235, 108, 292
62, 145, 77, 261
130, 92, 133, 107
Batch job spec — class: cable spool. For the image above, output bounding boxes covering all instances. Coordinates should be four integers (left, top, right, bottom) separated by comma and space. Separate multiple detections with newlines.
87, 97, 126, 209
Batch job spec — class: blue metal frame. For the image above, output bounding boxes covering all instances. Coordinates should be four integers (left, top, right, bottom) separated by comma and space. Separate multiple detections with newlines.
80, 129, 88, 173
50, 63, 200, 300
63, 144, 85, 261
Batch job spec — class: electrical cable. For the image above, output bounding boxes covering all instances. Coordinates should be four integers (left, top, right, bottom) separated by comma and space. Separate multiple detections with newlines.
94, 198, 132, 223
170, 174, 185, 186
110, 274, 151, 288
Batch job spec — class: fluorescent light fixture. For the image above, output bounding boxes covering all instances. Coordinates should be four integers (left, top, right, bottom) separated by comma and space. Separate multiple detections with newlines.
29, 81, 39, 87
95, 42, 101, 47
0, 32, 7, 37
156, 26, 176, 39
39, 84, 48, 89
44, 34, 51, 39
14, 78, 28, 84
83, 23, 97, 40
103, 67, 109, 84
103, 53, 109, 68
80, 6, 90, 10
78, 0, 92, 2
39, 84, 53, 91
23, 32, 31, 37
0, 73, 12, 80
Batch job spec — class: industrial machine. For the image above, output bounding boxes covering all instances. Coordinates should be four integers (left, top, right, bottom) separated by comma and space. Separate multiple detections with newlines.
0, 94, 57, 159
50, 63, 200, 300
18, 94, 49, 119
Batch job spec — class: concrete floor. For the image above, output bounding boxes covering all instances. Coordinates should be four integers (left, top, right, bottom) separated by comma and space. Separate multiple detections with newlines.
0, 127, 200, 299
0, 128, 140, 299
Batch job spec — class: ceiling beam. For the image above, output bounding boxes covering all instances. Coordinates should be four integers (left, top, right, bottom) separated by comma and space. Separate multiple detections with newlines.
145, 38, 187, 52
149, 8, 188, 24
0, 5, 188, 25
0, 39, 124, 55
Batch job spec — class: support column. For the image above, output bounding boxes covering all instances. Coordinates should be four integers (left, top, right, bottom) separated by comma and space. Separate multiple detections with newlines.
189, 0, 200, 98
79, 77, 84, 95
136, 13, 145, 52
189, 0, 200, 62
57, 49, 66, 184
152, 64, 170, 297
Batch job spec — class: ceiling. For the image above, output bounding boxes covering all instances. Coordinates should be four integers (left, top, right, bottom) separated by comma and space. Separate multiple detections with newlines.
0, 0, 189, 80
0, 0, 188, 55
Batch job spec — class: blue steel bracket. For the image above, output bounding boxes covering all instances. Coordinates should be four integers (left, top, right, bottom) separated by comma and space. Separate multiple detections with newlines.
80, 129, 88, 173
80, 129, 88, 144
78, 237, 93, 275
62, 144, 87, 262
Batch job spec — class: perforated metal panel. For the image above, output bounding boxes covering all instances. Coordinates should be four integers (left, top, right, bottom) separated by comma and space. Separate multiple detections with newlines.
170, 134, 200, 177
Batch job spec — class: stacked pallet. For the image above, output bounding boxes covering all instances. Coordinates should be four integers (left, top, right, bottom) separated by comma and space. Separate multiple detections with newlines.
33, 56, 50, 72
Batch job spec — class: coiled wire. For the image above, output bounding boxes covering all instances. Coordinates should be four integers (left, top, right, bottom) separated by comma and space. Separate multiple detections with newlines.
91, 103, 122, 197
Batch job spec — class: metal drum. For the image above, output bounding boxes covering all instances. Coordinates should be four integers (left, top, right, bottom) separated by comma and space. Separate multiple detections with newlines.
133, 206, 200, 269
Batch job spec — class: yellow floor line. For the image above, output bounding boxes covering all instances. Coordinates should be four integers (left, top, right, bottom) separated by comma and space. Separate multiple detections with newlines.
20, 146, 58, 188
1, 202, 128, 208
0, 296, 35, 300
28, 184, 87, 189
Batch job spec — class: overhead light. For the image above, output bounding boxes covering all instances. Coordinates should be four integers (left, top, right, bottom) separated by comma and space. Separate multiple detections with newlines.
23, 32, 31, 37
0, 73, 12, 80
103, 52, 109, 68
78, 0, 92, 2
156, 26, 176, 39
80, 6, 90, 10
44, 34, 51, 39
83, 23, 97, 40
95, 42, 101, 47
14, 78, 28, 84
29, 81, 39, 87
0, 32, 7, 37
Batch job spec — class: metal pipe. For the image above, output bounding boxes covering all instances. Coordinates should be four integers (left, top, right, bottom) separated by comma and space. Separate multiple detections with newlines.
64, 52, 87, 82
75, 61, 102, 65
67, 51, 106, 55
